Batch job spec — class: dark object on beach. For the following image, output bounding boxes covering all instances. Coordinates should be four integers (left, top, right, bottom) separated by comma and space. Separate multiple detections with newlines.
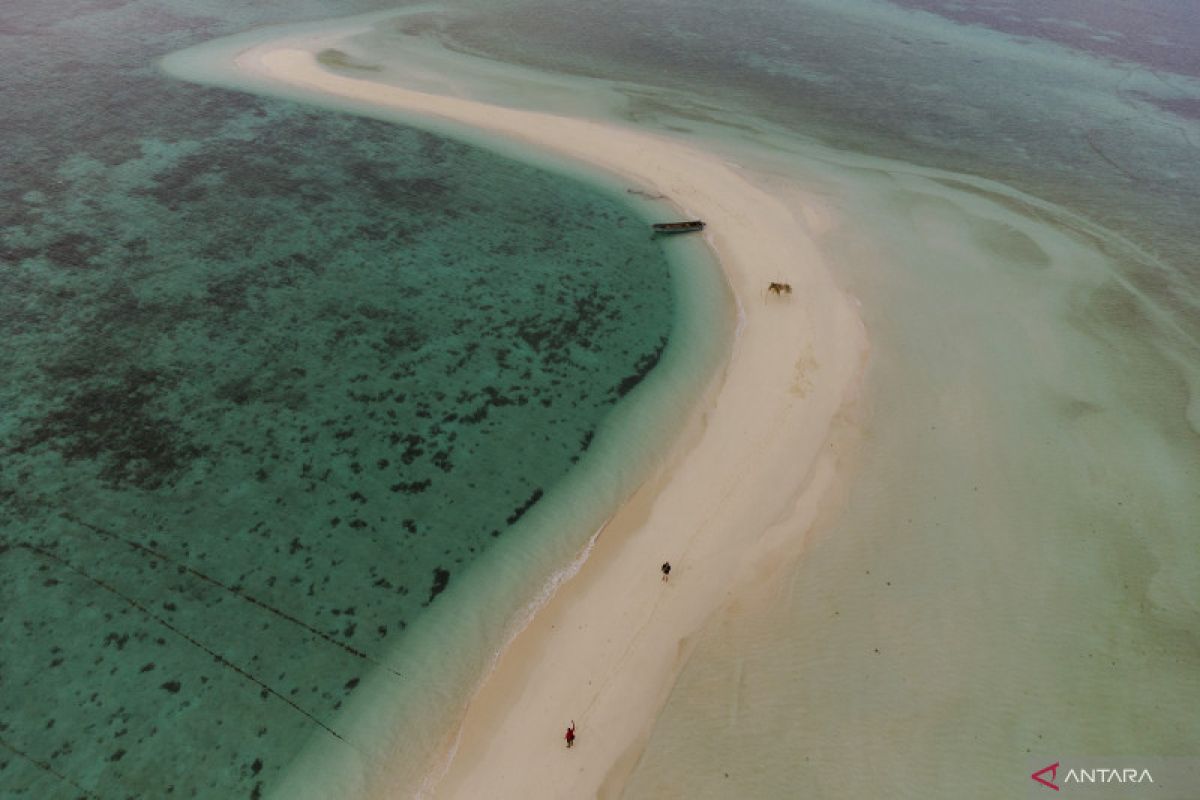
565, 720, 576, 748
652, 220, 706, 234
767, 281, 792, 296
661, 561, 671, 582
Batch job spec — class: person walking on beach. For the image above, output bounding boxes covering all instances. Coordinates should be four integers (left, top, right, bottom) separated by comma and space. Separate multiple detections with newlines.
661, 561, 671, 582
565, 720, 576, 748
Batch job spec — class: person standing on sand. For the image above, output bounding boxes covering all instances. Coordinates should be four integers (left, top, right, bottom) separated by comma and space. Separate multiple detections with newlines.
661, 561, 671, 582
565, 721, 576, 748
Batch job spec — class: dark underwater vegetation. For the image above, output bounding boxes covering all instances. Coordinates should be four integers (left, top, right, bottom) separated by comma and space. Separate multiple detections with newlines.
0, 1, 675, 795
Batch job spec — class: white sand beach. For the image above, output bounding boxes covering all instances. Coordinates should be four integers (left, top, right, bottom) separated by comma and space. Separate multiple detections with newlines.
178, 30, 868, 798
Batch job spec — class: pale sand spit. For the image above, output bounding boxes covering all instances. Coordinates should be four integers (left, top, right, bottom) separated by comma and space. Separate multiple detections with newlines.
223, 34, 869, 798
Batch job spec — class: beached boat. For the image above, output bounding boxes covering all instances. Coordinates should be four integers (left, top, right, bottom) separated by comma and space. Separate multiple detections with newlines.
652, 220, 705, 234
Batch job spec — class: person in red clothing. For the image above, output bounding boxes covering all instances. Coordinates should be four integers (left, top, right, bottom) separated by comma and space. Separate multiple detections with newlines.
565, 720, 576, 748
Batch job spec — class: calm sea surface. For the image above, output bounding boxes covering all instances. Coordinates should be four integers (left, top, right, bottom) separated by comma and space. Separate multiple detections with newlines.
4, 0, 1198, 797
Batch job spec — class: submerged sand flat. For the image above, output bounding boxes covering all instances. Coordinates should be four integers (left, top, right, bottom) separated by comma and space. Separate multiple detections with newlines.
630, 157, 1200, 799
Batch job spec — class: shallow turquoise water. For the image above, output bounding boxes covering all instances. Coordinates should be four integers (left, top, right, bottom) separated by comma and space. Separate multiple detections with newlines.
0, 2, 686, 797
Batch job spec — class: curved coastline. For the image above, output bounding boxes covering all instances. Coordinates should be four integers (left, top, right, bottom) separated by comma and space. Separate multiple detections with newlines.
164, 21, 868, 799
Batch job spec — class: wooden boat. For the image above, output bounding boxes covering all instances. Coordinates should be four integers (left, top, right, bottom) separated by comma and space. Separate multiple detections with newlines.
651, 220, 705, 234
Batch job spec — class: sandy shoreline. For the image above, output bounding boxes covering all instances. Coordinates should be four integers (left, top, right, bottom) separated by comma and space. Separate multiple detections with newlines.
170, 26, 868, 798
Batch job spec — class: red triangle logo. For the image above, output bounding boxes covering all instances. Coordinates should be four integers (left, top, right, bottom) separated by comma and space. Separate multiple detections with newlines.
1032, 762, 1060, 791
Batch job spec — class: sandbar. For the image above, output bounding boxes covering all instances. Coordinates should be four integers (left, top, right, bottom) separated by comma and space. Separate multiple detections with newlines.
173, 26, 869, 798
